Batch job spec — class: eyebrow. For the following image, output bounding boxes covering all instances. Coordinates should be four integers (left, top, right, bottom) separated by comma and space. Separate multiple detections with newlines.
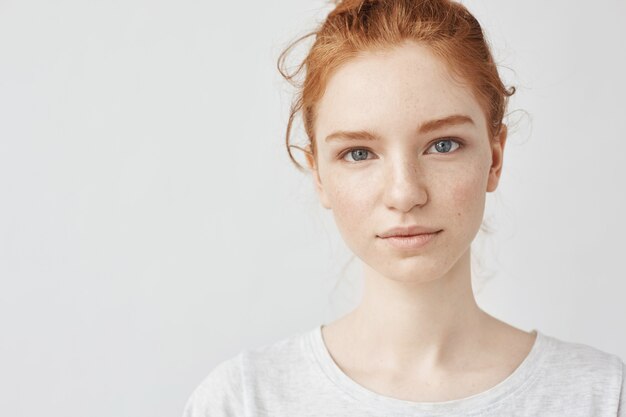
324, 114, 476, 142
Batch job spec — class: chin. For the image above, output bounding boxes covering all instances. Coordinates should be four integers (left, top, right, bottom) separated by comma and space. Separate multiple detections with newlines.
369, 256, 446, 283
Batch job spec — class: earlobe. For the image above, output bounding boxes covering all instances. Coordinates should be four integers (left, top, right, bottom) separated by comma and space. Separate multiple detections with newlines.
315, 175, 332, 210
486, 124, 508, 193
305, 145, 331, 210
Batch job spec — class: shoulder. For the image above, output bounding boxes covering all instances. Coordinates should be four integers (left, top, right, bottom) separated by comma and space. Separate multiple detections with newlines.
243, 327, 313, 370
538, 332, 625, 408
182, 327, 316, 417
542, 333, 623, 379
239, 327, 318, 392
182, 351, 246, 417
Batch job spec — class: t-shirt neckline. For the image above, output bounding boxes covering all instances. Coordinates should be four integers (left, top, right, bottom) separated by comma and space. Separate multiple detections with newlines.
307, 323, 552, 416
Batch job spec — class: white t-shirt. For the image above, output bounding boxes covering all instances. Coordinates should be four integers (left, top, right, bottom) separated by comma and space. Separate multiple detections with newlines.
182, 325, 626, 416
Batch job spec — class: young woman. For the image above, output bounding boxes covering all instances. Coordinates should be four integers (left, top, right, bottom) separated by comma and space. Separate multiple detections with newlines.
183, 0, 625, 415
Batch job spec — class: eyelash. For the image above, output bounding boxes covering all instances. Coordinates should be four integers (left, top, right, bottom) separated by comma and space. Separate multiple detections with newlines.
338, 137, 464, 163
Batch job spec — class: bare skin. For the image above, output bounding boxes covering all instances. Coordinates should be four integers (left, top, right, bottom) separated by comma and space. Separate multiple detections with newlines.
305, 40, 537, 402
321, 310, 536, 402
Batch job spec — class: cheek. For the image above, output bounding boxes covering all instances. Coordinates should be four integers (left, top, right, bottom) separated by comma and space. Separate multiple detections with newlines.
447, 164, 489, 232
326, 178, 375, 241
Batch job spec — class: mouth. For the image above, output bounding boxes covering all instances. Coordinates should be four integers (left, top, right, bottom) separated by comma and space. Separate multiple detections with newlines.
377, 229, 443, 238
377, 230, 442, 250
377, 225, 442, 239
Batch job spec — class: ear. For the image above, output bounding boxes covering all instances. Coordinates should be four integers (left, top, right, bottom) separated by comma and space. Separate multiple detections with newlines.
304, 145, 332, 209
486, 123, 508, 193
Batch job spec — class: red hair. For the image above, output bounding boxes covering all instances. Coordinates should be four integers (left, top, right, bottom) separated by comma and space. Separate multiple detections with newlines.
277, 0, 515, 172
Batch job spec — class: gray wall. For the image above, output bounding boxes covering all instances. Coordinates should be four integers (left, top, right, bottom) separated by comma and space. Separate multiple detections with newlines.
0, 0, 624, 416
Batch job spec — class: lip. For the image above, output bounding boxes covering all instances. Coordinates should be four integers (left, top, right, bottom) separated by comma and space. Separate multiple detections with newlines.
379, 230, 441, 251
377, 225, 442, 238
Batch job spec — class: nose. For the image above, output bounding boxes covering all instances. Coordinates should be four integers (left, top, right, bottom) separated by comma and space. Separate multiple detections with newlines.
382, 154, 428, 213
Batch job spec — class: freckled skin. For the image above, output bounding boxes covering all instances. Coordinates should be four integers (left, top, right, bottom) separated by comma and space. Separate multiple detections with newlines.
301, 42, 531, 401
307, 41, 506, 284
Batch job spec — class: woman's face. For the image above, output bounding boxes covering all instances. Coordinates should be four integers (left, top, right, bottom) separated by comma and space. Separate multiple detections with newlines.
308, 41, 507, 283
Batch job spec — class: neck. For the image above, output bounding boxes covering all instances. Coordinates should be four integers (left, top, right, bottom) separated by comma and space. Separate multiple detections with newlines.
344, 248, 493, 373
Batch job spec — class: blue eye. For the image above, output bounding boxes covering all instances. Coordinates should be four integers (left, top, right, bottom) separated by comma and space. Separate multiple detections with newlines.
339, 138, 462, 163
427, 138, 462, 154
340, 148, 372, 163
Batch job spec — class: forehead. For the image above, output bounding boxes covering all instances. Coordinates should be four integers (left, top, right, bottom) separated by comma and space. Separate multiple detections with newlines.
315, 42, 487, 139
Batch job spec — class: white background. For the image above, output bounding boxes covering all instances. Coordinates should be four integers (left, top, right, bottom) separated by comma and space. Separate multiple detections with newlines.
1, 0, 624, 416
